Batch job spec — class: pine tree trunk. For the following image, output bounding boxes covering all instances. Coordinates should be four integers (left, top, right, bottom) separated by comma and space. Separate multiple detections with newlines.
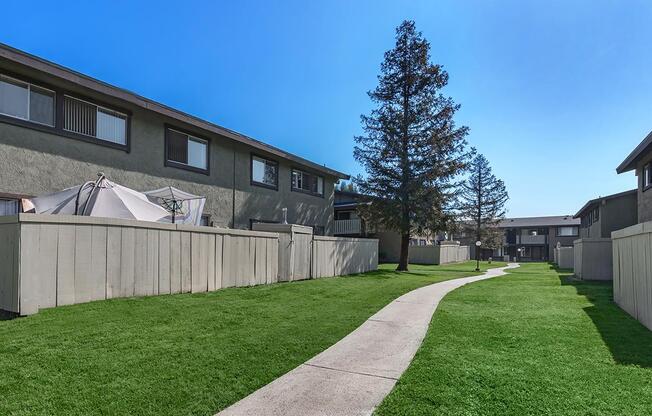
397, 232, 410, 271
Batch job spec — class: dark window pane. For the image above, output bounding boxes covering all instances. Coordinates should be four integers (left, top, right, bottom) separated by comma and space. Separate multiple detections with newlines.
64, 96, 97, 137
29, 86, 55, 126
168, 130, 188, 164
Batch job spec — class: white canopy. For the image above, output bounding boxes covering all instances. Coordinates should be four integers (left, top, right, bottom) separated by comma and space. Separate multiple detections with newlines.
29, 176, 170, 222
144, 186, 206, 226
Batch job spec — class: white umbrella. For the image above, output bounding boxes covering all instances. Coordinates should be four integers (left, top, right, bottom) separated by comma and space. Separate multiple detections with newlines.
29, 174, 169, 222
144, 186, 206, 225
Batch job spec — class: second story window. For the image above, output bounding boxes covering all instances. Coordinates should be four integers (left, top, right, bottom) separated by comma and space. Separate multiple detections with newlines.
644, 163, 652, 189
63, 95, 127, 145
557, 226, 578, 237
251, 155, 278, 189
291, 169, 324, 196
0, 74, 55, 126
166, 127, 208, 173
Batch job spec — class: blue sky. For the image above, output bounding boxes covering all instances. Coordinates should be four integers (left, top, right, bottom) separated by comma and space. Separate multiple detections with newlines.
1, 0, 651, 217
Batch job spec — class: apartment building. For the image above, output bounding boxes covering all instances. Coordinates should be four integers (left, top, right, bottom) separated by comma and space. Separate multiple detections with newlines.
0, 44, 348, 234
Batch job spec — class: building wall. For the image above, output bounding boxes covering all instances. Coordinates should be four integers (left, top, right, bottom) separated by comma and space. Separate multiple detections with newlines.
601, 193, 638, 237
0, 68, 336, 234
636, 153, 652, 223
579, 209, 601, 238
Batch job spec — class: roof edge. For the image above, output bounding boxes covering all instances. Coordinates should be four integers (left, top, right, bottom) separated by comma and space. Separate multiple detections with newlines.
0, 43, 350, 180
617, 130, 652, 174
573, 189, 637, 219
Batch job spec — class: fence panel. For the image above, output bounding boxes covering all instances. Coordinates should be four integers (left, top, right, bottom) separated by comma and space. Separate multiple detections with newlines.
311, 236, 378, 278
0, 215, 381, 316
612, 222, 652, 330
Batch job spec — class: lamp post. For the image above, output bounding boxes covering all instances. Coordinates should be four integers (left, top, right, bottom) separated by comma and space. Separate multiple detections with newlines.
475, 240, 482, 271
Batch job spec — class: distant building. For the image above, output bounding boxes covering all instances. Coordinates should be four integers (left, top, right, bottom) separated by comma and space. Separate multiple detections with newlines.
333, 190, 438, 262
455, 215, 580, 262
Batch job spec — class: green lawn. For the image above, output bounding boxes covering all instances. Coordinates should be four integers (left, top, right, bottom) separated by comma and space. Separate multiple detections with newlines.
376, 262, 652, 416
0, 260, 503, 416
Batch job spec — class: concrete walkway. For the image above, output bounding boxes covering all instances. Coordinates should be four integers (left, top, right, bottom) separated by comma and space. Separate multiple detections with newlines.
218, 263, 520, 416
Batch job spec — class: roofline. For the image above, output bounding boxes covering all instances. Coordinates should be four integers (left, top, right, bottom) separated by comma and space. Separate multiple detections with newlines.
573, 189, 637, 219
0, 43, 350, 180
334, 189, 364, 198
497, 215, 580, 227
616, 130, 652, 174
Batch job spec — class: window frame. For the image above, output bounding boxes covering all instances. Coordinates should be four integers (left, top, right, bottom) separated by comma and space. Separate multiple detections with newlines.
0, 73, 56, 127
643, 162, 652, 191
250, 153, 279, 190
290, 168, 325, 198
0, 70, 131, 152
62, 94, 129, 147
164, 125, 210, 175
557, 226, 579, 237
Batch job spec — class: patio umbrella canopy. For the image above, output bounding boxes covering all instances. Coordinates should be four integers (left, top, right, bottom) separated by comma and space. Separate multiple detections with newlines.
28, 174, 170, 222
144, 186, 206, 226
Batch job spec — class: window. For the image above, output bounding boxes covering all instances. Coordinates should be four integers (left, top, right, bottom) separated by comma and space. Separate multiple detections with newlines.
335, 211, 352, 220
251, 155, 278, 188
200, 215, 211, 227
0, 198, 19, 216
557, 226, 578, 237
0, 74, 55, 126
166, 128, 208, 172
528, 229, 538, 236
644, 163, 652, 189
63, 95, 126, 145
291, 169, 324, 196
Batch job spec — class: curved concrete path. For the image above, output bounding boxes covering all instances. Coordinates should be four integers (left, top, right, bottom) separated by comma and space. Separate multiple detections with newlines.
218, 263, 520, 416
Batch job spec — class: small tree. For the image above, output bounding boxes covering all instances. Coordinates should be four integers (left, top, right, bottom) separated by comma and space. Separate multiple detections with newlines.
458, 154, 509, 260
354, 20, 470, 271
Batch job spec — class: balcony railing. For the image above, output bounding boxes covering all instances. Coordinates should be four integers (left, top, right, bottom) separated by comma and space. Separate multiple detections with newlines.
518, 234, 547, 244
334, 219, 362, 235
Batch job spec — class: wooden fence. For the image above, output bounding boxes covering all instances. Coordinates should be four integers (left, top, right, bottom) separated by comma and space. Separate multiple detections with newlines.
0, 214, 378, 315
612, 222, 652, 330
311, 236, 379, 278
573, 238, 612, 280
408, 242, 470, 265
553, 246, 574, 269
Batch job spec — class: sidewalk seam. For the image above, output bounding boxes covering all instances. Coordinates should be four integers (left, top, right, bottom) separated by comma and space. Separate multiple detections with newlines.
302, 363, 399, 381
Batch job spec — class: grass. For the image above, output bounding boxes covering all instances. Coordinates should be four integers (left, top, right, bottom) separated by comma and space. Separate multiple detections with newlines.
375, 262, 652, 416
0, 260, 503, 416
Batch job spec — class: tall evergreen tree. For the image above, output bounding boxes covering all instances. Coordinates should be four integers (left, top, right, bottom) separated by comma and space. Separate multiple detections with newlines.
458, 154, 509, 258
354, 20, 470, 271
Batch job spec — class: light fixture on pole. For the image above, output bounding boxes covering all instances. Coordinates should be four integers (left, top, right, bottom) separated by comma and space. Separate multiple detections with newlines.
475, 240, 482, 271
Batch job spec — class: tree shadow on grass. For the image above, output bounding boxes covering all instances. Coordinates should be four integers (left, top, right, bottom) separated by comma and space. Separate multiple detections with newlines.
558, 273, 652, 368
